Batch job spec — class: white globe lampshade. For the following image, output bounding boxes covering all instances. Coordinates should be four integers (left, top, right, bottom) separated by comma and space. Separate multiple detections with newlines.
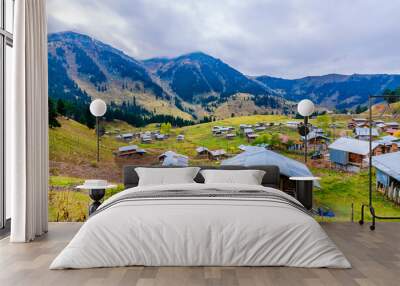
90, 99, 107, 117
297, 99, 315, 117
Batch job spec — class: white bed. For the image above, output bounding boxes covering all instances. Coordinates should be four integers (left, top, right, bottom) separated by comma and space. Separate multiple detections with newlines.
50, 183, 351, 269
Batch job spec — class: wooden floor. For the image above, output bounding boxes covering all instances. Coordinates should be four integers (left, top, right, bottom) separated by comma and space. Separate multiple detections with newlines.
0, 223, 399, 286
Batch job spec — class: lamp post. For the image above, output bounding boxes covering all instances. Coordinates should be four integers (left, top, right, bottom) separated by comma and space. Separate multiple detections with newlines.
89, 99, 107, 162
297, 99, 315, 163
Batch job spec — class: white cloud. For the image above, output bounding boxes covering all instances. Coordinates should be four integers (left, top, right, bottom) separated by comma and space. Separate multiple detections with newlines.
47, 0, 400, 78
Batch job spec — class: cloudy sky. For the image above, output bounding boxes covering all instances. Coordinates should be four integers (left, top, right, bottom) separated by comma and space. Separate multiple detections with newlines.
47, 0, 400, 79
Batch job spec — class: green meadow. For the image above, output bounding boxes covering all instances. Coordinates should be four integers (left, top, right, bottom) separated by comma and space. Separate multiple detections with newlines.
48, 114, 400, 222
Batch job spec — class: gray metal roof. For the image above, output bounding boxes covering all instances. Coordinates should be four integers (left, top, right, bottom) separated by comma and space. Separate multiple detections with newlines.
209, 149, 226, 156
354, 128, 379, 137
301, 131, 330, 141
222, 149, 319, 187
372, 152, 400, 181
161, 151, 189, 167
196, 146, 209, 153
373, 135, 400, 145
118, 145, 138, 152
329, 137, 380, 155
159, 151, 188, 159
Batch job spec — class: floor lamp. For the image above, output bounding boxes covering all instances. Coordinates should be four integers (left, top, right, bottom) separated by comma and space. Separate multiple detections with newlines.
297, 99, 315, 163
89, 99, 107, 162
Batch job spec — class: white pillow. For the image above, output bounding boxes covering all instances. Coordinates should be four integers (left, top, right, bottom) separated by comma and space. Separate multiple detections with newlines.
200, 169, 266, 185
135, 167, 200, 186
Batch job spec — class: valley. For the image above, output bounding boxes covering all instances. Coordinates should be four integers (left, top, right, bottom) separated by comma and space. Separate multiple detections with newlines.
48, 114, 400, 223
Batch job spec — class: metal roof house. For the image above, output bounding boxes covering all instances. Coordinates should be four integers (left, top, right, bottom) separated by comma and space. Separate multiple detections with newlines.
301, 131, 330, 144
116, 145, 144, 157
354, 127, 379, 140
225, 133, 236, 139
196, 146, 209, 155
372, 152, 400, 202
207, 149, 227, 160
117, 133, 134, 141
286, 121, 301, 128
385, 122, 399, 129
159, 151, 189, 167
141, 134, 152, 143
328, 137, 381, 169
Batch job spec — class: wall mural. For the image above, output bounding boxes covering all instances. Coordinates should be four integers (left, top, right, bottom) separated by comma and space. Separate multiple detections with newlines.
46, 2, 400, 223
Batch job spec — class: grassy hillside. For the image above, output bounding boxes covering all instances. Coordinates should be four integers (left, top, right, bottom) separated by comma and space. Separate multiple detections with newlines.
48, 114, 400, 222
365, 101, 400, 117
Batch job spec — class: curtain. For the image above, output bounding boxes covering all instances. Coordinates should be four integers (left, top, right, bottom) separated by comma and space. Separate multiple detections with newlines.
8, 0, 48, 242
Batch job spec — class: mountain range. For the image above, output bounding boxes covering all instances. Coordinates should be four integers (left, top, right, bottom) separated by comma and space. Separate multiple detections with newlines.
48, 31, 400, 120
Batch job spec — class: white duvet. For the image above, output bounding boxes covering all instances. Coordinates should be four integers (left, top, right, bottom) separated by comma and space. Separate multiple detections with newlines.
50, 183, 351, 269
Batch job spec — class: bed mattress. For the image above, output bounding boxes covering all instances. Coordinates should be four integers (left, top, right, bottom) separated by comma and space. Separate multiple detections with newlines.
50, 183, 350, 269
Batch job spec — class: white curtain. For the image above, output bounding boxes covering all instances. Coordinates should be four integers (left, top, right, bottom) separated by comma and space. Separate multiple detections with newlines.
8, 0, 49, 242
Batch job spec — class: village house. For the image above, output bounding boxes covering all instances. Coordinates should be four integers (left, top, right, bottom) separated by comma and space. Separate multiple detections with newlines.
279, 134, 302, 151
348, 118, 368, 129
115, 145, 146, 157
286, 121, 301, 128
207, 149, 227, 160
116, 133, 134, 141
243, 128, 258, 142
155, 134, 166, 141
140, 132, 152, 144
116, 145, 138, 157
354, 127, 379, 140
328, 137, 383, 170
301, 131, 330, 145
225, 133, 236, 140
373, 120, 385, 126
159, 151, 188, 167
255, 126, 266, 132
372, 152, 400, 204
373, 136, 399, 154
376, 123, 387, 132
176, 134, 185, 142
385, 122, 399, 130
196, 146, 209, 157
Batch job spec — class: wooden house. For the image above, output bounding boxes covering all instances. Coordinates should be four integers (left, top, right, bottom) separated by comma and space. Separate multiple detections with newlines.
155, 134, 166, 141
373, 136, 399, 154
116, 133, 134, 141
255, 126, 266, 132
385, 122, 399, 130
159, 151, 188, 167
141, 134, 152, 144
354, 127, 379, 141
225, 133, 236, 140
116, 145, 145, 157
372, 152, 400, 204
196, 146, 209, 157
301, 131, 330, 145
176, 134, 185, 142
348, 118, 368, 129
286, 121, 301, 128
207, 149, 227, 160
328, 137, 383, 169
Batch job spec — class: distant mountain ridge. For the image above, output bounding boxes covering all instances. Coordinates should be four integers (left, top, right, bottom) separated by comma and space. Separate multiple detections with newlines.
255, 74, 400, 110
48, 31, 400, 120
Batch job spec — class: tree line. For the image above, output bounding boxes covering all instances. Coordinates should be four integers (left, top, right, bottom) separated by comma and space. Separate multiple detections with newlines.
48, 97, 202, 129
